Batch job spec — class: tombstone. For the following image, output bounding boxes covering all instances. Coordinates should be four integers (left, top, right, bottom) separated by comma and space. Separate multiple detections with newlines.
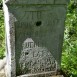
3, 0, 70, 77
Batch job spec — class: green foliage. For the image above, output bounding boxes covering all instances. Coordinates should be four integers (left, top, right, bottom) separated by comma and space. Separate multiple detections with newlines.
61, 0, 77, 77
0, 9, 5, 58
0, 0, 2, 9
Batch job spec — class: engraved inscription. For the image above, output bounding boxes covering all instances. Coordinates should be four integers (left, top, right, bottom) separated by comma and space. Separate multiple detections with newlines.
19, 38, 57, 74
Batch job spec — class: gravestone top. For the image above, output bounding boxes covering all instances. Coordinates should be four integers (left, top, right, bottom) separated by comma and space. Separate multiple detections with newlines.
5, 0, 70, 5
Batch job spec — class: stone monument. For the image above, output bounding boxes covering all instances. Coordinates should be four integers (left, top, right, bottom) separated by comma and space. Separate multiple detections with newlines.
3, 0, 70, 77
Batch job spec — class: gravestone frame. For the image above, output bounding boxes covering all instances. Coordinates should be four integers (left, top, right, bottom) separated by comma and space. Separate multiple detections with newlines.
3, 0, 70, 77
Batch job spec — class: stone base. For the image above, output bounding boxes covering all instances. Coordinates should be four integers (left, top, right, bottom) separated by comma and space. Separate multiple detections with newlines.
17, 74, 64, 77
0, 58, 6, 77
51, 75, 64, 77
0, 69, 6, 77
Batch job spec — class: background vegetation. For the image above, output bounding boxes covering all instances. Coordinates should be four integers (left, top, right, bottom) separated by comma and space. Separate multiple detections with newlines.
61, 0, 77, 77
0, 0, 5, 58
0, 0, 77, 77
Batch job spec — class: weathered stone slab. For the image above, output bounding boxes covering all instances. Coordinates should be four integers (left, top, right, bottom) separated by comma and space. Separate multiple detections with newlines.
0, 57, 6, 71
3, 0, 70, 77
0, 69, 6, 77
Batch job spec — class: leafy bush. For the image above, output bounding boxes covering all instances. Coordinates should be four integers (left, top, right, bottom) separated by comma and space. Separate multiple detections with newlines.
0, 9, 5, 58
61, 0, 77, 77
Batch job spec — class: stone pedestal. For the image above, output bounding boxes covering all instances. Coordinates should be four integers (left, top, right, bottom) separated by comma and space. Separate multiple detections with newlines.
0, 69, 6, 77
